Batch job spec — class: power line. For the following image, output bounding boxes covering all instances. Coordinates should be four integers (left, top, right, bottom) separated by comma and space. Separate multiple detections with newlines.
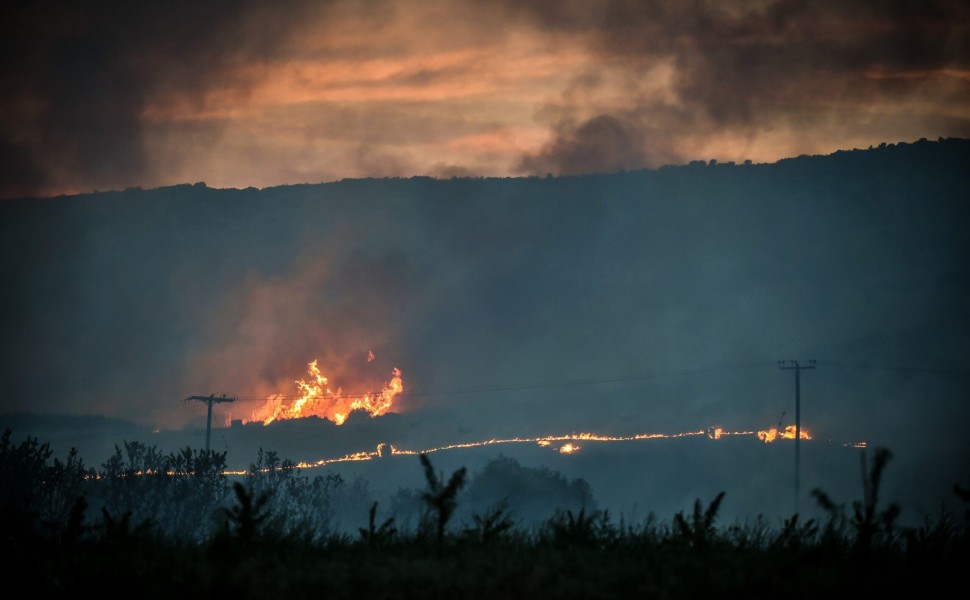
228, 361, 773, 401
201, 359, 969, 403
815, 361, 969, 377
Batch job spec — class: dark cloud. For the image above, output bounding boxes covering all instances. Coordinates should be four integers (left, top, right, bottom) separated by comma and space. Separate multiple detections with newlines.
517, 100, 693, 175
493, 1, 969, 86
0, 1, 318, 198
504, 0, 970, 170
2, 1, 967, 193
517, 114, 648, 175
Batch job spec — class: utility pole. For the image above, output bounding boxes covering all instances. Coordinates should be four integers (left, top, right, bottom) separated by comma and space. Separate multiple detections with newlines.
185, 394, 237, 453
778, 360, 815, 514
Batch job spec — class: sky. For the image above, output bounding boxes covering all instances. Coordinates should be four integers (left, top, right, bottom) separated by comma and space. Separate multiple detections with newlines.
2, 0, 969, 199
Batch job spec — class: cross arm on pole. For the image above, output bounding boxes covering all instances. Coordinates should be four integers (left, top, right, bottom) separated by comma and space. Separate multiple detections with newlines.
184, 394, 238, 453
185, 394, 238, 404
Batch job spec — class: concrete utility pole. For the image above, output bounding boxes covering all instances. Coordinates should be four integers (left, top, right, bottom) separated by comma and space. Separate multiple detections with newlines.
185, 394, 237, 453
778, 360, 815, 514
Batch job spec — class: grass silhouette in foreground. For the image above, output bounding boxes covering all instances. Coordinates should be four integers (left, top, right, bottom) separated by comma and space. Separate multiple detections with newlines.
1, 428, 967, 597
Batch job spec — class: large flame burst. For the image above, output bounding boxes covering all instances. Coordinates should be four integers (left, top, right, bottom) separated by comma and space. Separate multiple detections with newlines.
246, 360, 403, 426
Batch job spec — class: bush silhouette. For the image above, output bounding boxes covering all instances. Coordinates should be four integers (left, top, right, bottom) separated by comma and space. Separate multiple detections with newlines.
359, 501, 397, 547
672, 491, 726, 551
0, 428, 90, 541
419, 453, 467, 550
546, 507, 613, 547
813, 446, 900, 556
2, 428, 968, 596
464, 500, 516, 544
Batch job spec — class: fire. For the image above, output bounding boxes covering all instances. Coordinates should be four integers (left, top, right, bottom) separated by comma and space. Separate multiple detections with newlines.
757, 425, 811, 443
385, 430, 716, 459
246, 360, 404, 425
222, 424, 853, 477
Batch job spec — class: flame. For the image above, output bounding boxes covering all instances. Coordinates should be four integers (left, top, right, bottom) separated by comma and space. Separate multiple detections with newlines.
245, 360, 404, 426
222, 425, 841, 476
757, 425, 812, 443
384, 429, 715, 458
212, 420, 871, 478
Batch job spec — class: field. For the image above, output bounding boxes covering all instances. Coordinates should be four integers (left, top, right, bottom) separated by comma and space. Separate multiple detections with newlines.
3, 427, 967, 598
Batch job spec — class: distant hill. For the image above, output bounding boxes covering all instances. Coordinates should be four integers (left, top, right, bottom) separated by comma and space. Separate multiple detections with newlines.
2, 137, 968, 524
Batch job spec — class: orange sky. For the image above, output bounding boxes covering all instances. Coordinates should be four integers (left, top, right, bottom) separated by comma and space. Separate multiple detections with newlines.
2, 0, 968, 198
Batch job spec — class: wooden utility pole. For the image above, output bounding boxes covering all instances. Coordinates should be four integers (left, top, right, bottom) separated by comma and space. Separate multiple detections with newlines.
778, 360, 815, 514
185, 394, 237, 452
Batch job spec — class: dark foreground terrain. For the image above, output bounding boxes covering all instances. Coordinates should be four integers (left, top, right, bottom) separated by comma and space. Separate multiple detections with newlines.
3, 429, 967, 598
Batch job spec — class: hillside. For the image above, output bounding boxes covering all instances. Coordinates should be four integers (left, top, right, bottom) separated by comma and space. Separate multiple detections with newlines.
2, 137, 968, 523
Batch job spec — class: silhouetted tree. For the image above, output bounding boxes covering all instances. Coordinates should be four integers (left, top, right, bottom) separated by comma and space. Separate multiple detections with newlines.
0, 428, 90, 541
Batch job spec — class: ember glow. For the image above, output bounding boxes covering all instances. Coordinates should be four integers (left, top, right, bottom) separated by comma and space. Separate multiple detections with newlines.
246, 360, 404, 426
559, 443, 579, 454
757, 425, 812, 443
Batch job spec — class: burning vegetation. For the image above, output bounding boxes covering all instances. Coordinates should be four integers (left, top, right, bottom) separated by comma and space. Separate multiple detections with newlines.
231, 354, 819, 462
245, 359, 404, 426
226, 353, 820, 473
757, 425, 812, 443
